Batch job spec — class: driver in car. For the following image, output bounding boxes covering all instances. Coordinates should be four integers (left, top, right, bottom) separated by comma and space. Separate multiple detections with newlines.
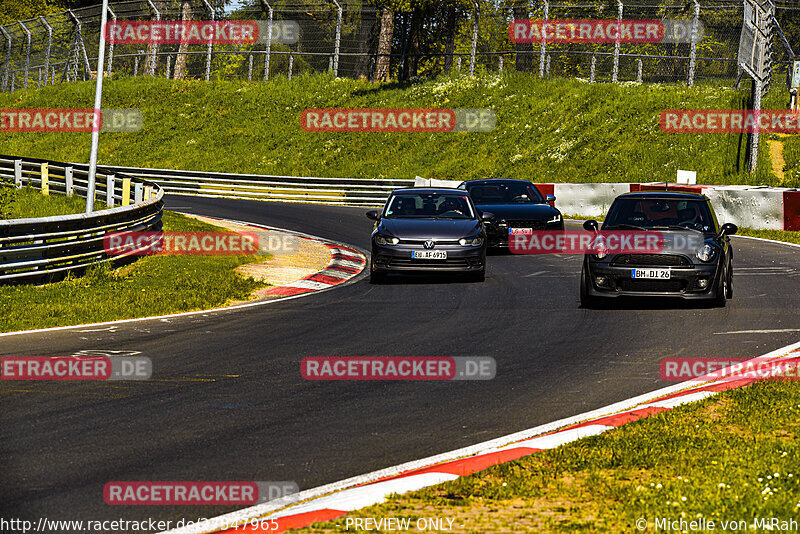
439, 198, 465, 216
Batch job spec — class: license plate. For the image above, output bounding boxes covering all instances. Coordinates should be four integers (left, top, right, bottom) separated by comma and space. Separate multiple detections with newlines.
412, 250, 447, 260
632, 268, 671, 279
509, 228, 533, 235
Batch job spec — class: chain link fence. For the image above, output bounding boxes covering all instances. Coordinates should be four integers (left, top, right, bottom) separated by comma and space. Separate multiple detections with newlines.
0, 0, 797, 93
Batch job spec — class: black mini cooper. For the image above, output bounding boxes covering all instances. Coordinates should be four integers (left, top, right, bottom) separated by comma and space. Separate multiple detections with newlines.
580, 192, 737, 307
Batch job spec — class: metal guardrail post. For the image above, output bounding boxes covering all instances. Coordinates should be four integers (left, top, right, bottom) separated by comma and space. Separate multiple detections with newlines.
331, 0, 342, 76
263, 2, 273, 81
14, 159, 22, 187
106, 175, 115, 207
612, 0, 622, 83
1, 27, 11, 92
134, 182, 143, 203
688, 0, 700, 87
122, 177, 131, 206
470, 0, 479, 76
65, 166, 74, 196
106, 6, 116, 77
201, 0, 214, 81
41, 163, 49, 195
39, 17, 52, 85
539, 0, 548, 78
19, 21, 32, 89
145, 0, 160, 77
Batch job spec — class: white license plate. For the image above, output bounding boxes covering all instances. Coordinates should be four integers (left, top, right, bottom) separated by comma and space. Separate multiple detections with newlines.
509, 228, 533, 235
412, 250, 447, 260
632, 268, 671, 279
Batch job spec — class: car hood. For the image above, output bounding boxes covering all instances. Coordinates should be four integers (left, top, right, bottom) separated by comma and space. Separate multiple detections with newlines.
378, 218, 482, 239
475, 203, 559, 219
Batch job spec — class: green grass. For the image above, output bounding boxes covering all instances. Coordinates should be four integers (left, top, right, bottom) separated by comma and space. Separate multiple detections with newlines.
0, 72, 791, 186
299, 380, 800, 533
0, 211, 268, 332
737, 228, 800, 246
0, 186, 87, 220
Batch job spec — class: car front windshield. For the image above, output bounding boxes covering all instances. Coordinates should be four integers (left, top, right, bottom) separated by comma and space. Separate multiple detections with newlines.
604, 198, 713, 232
465, 182, 544, 204
384, 193, 475, 219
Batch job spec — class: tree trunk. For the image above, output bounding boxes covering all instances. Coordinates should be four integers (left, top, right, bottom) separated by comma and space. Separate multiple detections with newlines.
402, 6, 423, 80
375, 6, 394, 82
513, 3, 533, 72
352, 5, 379, 79
173, 0, 192, 80
443, 3, 457, 73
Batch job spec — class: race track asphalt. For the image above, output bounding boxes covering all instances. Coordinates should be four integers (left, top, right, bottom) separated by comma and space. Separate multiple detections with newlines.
2, 195, 799, 530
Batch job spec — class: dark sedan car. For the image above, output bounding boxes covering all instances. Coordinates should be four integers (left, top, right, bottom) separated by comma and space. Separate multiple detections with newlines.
366, 188, 490, 283
580, 191, 737, 307
458, 179, 564, 248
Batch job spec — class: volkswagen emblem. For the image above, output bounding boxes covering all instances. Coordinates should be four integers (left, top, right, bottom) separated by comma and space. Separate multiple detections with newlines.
423, 240, 435, 249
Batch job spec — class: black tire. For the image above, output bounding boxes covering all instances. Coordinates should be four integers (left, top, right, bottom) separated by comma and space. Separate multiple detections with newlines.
369, 263, 385, 284
713, 262, 727, 308
470, 269, 486, 283
580, 266, 597, 308
725, 258, 733, 299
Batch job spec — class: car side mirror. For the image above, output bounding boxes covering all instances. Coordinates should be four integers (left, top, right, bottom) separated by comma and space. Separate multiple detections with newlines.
720, 223, 738, 236
546, 194, 556, 203
366, 210, 380, 221
481, 211, 495, 221
583, 220, 599, 232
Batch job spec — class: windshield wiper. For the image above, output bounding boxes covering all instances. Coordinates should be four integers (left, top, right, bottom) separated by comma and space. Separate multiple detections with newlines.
650, 225, 704, 233
604, 223, 647, 231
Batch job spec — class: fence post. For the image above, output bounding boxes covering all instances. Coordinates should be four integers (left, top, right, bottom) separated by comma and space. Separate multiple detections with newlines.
328, 56, 333, 72
19, 21, 31, 89
145, 0, 160, 76
134, 54, 140, 76
457, 56, 461, 73
688, 0, 700, 87
41, 163, 49, 195
202, 0, 214, 81
331, 0, 342, 76
67, 10, 92, 80
470, 0, 479, 76
106, 175, 115, 207
288, 54, 293, 80
65, 166, 74, 196
263, 2, 273, 81
106, 6, 116, 77
39, 17, 52, 84
248, 53, 253, 81
134, 182, 143, 204
11, 72, 15, 92
590, 55, 596, 82
13, 159, 22, 188
637, 58, 643, 83
0, 27, 11, 92
539, 0, 548, 77
612, 0, 622, 83
498, 55, 503, 73
122, 177, 131, 206
166, 55, 171, 78
51, 67, 55, 85
38, 68, 42, 88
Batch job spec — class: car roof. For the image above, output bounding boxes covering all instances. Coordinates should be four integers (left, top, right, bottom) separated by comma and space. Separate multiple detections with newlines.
463, 179, 533, 185
616, 191, 709, 200
391, 187, 467, 194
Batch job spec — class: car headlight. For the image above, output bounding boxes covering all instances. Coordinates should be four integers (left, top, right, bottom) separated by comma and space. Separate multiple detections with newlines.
375, 235, 399, 246
547, 214, 562, 224
696, 244, 717, 262
459, 236, 484, 247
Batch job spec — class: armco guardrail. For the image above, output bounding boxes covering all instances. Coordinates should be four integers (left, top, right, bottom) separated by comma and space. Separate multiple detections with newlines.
0, 155, 164, 283
77, 163, 414, 207
415, 177, 800, 232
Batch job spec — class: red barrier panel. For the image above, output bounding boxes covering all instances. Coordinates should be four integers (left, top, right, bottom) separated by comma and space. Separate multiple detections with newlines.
784, 191, 800, 231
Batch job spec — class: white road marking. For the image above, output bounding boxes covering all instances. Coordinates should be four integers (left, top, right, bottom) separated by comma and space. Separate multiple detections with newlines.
713, 329, 800, 335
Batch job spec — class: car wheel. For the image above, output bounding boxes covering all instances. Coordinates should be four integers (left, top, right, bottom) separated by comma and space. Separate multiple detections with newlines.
713, 262, 727, 308
725, 258, 733, 299
580, 266, 598, 309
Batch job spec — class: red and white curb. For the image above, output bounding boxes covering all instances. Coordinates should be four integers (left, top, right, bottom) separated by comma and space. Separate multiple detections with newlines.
190, 216, 367, 298
162, 340, 800, 534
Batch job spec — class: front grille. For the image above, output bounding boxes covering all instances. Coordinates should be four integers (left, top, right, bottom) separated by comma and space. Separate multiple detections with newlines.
612, 254, 692, 267
617, 279, 687, 292
505, 220, 546, 229
397, 239, 461, 246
